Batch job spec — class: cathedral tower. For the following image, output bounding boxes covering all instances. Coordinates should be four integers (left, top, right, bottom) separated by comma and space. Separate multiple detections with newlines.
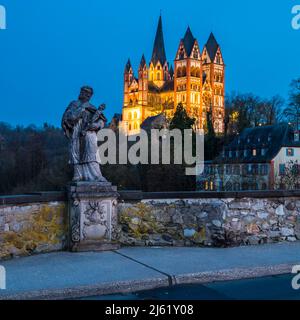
174, 27, 202, 128
202, 33, 225, 134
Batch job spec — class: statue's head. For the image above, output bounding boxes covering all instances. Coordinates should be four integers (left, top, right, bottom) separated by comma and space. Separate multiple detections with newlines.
79, 86, 94, 103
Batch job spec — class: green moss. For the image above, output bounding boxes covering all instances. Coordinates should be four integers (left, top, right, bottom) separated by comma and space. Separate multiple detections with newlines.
1, 203, 67, 260
120, 203, 162, 239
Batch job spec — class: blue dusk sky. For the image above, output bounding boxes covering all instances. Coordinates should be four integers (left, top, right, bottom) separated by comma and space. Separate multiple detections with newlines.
0, 0, 299, 126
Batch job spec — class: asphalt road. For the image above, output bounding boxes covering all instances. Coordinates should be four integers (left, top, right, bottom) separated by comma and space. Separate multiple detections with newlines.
83, 274, 300, 300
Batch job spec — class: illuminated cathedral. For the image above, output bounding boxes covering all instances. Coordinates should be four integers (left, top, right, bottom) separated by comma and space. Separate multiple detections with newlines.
121, 16, 225, 135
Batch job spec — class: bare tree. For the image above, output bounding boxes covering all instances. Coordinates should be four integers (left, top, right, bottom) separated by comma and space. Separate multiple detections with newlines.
283, 78, 300, 129
275, 160, 300, 190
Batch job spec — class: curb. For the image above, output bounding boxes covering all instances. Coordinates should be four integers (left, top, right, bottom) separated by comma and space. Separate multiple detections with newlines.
0, 263, 297, 300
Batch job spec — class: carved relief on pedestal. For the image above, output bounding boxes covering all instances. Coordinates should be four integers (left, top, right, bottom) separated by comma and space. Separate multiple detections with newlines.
82, 201, 109, 241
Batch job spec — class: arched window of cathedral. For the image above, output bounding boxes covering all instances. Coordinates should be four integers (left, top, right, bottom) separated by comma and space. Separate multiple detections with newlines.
129, 124, 132, 131
134, 123, 138, 130
182, 66, 187, 77
134, 112, 138, 119
128, 112, 132, 120
195, 68, 200, 78
157, 72, 161, 81
191, 67, 196, 77
216, 53, 221, 64
177, 67, 182, 78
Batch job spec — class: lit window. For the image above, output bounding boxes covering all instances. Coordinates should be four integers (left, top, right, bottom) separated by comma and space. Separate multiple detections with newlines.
253, 149, 257, 156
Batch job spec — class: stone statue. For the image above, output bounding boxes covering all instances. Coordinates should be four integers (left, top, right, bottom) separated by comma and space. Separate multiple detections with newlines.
62, 86, 107, 182
81, 104, 108, 182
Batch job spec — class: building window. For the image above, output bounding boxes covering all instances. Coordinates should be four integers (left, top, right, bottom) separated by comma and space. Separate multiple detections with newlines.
252, 164, 259, 175
128, 112, 132, 120
233, 183, 240, 191
286, 148, 294, 157
217, 165, 224, 174
226, 165, 232, 175
261, 183, 267, 190
233, 165, 240, 175
253, 149, 257, 156
260, 164, 269, 175
261, 149, 266, 156
129, 124, 132, 131
279, 164, 286, 176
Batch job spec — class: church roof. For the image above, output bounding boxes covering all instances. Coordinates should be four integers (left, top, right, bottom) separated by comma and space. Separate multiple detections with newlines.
139, 54, 146, 69
151, 16, 167, 66
183, 27, 196, 56
148, 80, 174, 93
205, 33, 219, 61
141, 113, 167, 131
215, 123, 300, 164
125, 59, 132, 72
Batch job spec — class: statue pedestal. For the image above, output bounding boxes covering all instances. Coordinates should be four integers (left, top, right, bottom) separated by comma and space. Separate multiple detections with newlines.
67, 181, 120, 252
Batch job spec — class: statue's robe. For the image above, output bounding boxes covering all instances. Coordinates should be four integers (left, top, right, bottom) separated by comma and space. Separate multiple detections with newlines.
81, 115, 107, 182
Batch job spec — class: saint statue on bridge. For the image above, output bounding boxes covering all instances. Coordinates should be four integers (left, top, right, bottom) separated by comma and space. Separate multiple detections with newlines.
62, 86, 107, 182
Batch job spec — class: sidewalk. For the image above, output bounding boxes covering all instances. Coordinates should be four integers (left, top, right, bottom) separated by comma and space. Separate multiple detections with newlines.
0, 242, 300, 300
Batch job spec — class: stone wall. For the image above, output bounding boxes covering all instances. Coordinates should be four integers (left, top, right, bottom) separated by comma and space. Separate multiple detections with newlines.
0, 201, 67, 260
117, 197, 300, 247
0, 191, 300, 260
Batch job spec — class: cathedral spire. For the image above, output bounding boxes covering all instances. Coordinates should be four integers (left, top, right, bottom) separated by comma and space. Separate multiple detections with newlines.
183, 26, 196, 56
139, 54, 146, 69
151, 15, 167, 66
125, 59, 132, 73
205, 32, 219, 61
